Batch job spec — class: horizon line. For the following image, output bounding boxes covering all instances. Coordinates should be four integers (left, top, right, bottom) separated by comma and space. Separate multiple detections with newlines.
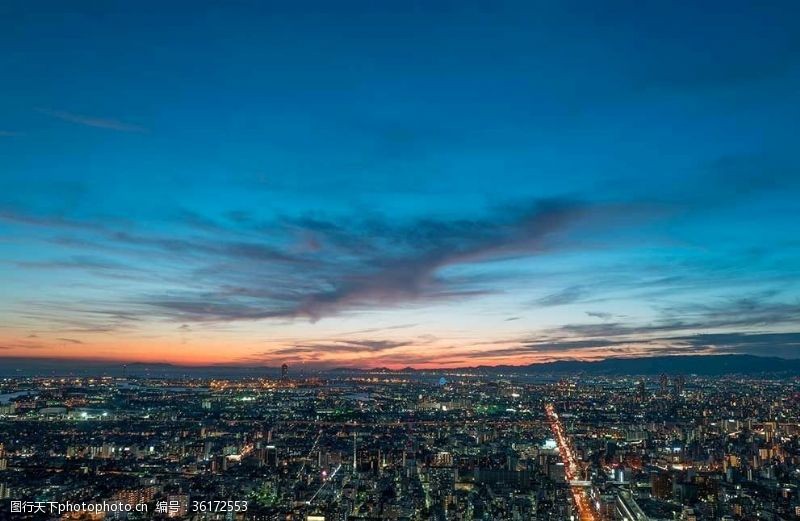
0, 352, 787, 372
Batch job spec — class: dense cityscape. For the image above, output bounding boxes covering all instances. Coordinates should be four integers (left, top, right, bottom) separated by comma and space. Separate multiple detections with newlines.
2, 367, 800, 520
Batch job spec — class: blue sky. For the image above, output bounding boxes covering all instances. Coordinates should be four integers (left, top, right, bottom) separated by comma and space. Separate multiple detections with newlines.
1, 1, 799, 367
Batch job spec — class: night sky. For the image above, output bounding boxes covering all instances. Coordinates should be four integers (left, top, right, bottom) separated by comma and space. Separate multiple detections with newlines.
1, 1, 799, 368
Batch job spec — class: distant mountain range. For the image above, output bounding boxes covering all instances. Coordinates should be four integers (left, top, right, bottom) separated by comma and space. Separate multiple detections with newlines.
462, 354, 800, 376
0, 354, 798, 378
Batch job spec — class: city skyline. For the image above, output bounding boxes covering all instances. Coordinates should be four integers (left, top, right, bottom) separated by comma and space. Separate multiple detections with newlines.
2, 1, 800, 368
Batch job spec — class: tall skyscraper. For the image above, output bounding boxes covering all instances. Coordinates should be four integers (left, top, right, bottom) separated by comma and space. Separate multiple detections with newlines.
659, 374, 669, 396
637, 380, 647, 402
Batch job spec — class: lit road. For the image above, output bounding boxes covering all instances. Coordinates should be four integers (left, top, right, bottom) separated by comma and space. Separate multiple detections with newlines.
545, 404, 598, 521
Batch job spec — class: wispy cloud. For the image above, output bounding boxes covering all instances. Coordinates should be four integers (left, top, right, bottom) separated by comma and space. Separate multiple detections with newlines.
56, 337, 84, 345
216, 292, 800, 366
272, 339, 412, 355
2, 197, 658, 330
489, 293, 800, 359
133, 199, 643, 322
458, 329, 800, 363
670, 332, 800, 358
0, 341, 46, 350
37, 108, 147, 133
534, 285, 587, 306
16, 255, 135, 272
